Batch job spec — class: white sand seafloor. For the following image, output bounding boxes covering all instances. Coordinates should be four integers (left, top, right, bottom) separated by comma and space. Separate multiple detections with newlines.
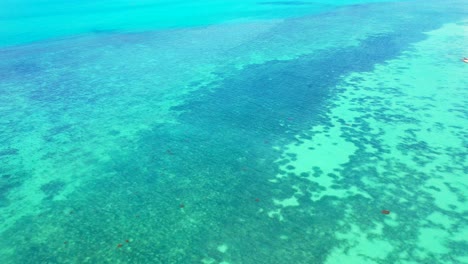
273, 22, 468, 263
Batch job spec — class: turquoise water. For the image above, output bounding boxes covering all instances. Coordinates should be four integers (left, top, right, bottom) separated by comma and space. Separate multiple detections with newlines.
1, 0, 467, 263
1, 0, 408, 47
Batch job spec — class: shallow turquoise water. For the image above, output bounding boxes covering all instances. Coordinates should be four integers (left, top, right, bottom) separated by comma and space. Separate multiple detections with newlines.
0, 0, 467, 263
1, 0, 408, 47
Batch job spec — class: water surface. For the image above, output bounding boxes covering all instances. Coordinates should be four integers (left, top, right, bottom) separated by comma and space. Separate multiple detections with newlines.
0, 0, 467, 263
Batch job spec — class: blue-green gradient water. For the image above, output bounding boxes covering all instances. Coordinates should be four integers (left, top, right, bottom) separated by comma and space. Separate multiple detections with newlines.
0, 0, 467, 263
1, 0, 410, 47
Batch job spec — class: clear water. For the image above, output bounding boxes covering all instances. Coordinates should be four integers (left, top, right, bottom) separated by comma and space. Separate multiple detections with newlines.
0, 0, 467, 263
1, 0, 409, 47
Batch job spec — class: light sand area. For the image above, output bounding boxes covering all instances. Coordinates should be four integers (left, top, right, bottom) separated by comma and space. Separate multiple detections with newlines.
271, 123, 361, 200
271, 21, 468, 263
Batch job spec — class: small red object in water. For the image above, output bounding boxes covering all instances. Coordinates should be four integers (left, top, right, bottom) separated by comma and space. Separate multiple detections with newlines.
381, 210, 390, 215
117, 243, 123, 248
125, 239, 130, 243
255, 198, 260, 202
180, 204, 185, 208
